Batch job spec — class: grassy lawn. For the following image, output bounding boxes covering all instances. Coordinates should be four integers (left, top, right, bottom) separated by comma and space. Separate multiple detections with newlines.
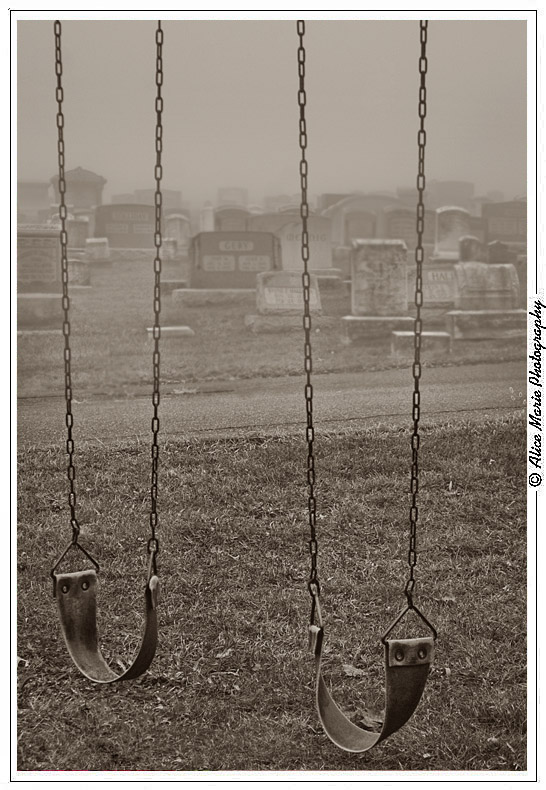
17, 258, 524, 398
17, 415, 526, 771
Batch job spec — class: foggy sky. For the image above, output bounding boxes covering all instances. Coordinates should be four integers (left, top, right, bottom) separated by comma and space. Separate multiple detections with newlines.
17, 19, 527, 206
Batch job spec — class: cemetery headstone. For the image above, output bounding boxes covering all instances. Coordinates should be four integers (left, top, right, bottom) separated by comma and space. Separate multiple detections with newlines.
276, 215, 333, 272
214, 207, 250, 231
487, 240, 514, 264
433, 207, 471, 259
66, 216, 90, 250
459, 235, 485, 262
68, 258, 91, 287
384, 207, 417, 249
200, 203, 215, 232
161, 238, 178, 261
165, 214, 191, 252
256, 270, 321, 315
482, 200, 526, 244
17, 225, 61, 293
85, 238, 110, 262
351, 239, 408, 316
453, 261, 520, 310
515, 255, 527, 307
190, 231, 280, 289
17, 225, 62, 329
344, 210, 377, 244
94, 204, 156, 248
245, 270, 323, 332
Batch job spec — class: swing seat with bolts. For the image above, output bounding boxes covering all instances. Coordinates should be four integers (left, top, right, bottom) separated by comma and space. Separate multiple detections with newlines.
50, 19, 164, 683
295, 19, 437, 753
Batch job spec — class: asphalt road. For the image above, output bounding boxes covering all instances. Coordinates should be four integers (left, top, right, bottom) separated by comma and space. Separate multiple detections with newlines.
17, 360, 526, 448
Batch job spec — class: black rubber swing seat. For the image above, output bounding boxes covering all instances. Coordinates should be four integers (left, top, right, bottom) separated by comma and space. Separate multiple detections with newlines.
54, 569, 159, 683
309, 602, 435, 753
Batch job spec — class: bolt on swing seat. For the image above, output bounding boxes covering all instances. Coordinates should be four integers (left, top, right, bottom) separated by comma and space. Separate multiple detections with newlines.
295, 19, 437, 753
50, 19, 164, 684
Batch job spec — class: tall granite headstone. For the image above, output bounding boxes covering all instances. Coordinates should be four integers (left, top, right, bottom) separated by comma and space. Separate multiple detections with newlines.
17, 225, 61, 293
351, 240, 408, 316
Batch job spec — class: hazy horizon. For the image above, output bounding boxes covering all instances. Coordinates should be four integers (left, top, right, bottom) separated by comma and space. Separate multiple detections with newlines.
17, 19, 527, 206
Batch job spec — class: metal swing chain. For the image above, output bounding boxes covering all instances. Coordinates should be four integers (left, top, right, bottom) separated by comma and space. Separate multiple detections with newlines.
52, 22, 164, 577
405, 20, 428, 607
148, 20, 164, 576
296, 21, 320, 612
54, 20, 80, 546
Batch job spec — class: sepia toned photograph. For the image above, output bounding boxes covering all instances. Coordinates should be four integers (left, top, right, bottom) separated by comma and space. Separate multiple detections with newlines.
14, 12, 534, 778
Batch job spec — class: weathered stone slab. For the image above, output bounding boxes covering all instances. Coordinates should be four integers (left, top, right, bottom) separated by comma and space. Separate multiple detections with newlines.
391, 330, 452, 356
161, 279, 188, 296
256, 270, 321, 315
172, 288, 254, 307
445, 309, 526, 340
453, 262, 520, 310
351, 240, 408, 316
17, 225, 61, 293
147, 325, 194, 338
340, 315, 414, 344
245, 314, 339, 334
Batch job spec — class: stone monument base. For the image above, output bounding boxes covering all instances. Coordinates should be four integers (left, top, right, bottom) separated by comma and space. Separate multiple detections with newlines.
244, 314, 339, 334
391, 330, 452, 356
314, 268, 344, 289
445, 309, 526, 340
161, 280, 188, 296
340, 315, 414, 344
17, 328, 63, 337
172, 288, 254, 307
147, 326, 195, 339
18, 293, 60, 328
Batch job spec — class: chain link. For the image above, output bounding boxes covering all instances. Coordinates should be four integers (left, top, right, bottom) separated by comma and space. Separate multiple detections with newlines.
54, 21, 80, 544
52, 21, 164, 573
148, 21, 164, 576
296, 21, 320, 609
405, 20, 428, 605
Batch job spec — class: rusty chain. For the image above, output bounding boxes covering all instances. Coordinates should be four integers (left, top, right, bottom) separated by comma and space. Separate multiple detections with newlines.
296, 21, 320, 614
405, 20, 428, 606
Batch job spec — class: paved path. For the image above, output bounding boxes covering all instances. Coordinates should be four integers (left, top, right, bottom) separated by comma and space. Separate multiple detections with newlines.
17, 360, 526, 448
